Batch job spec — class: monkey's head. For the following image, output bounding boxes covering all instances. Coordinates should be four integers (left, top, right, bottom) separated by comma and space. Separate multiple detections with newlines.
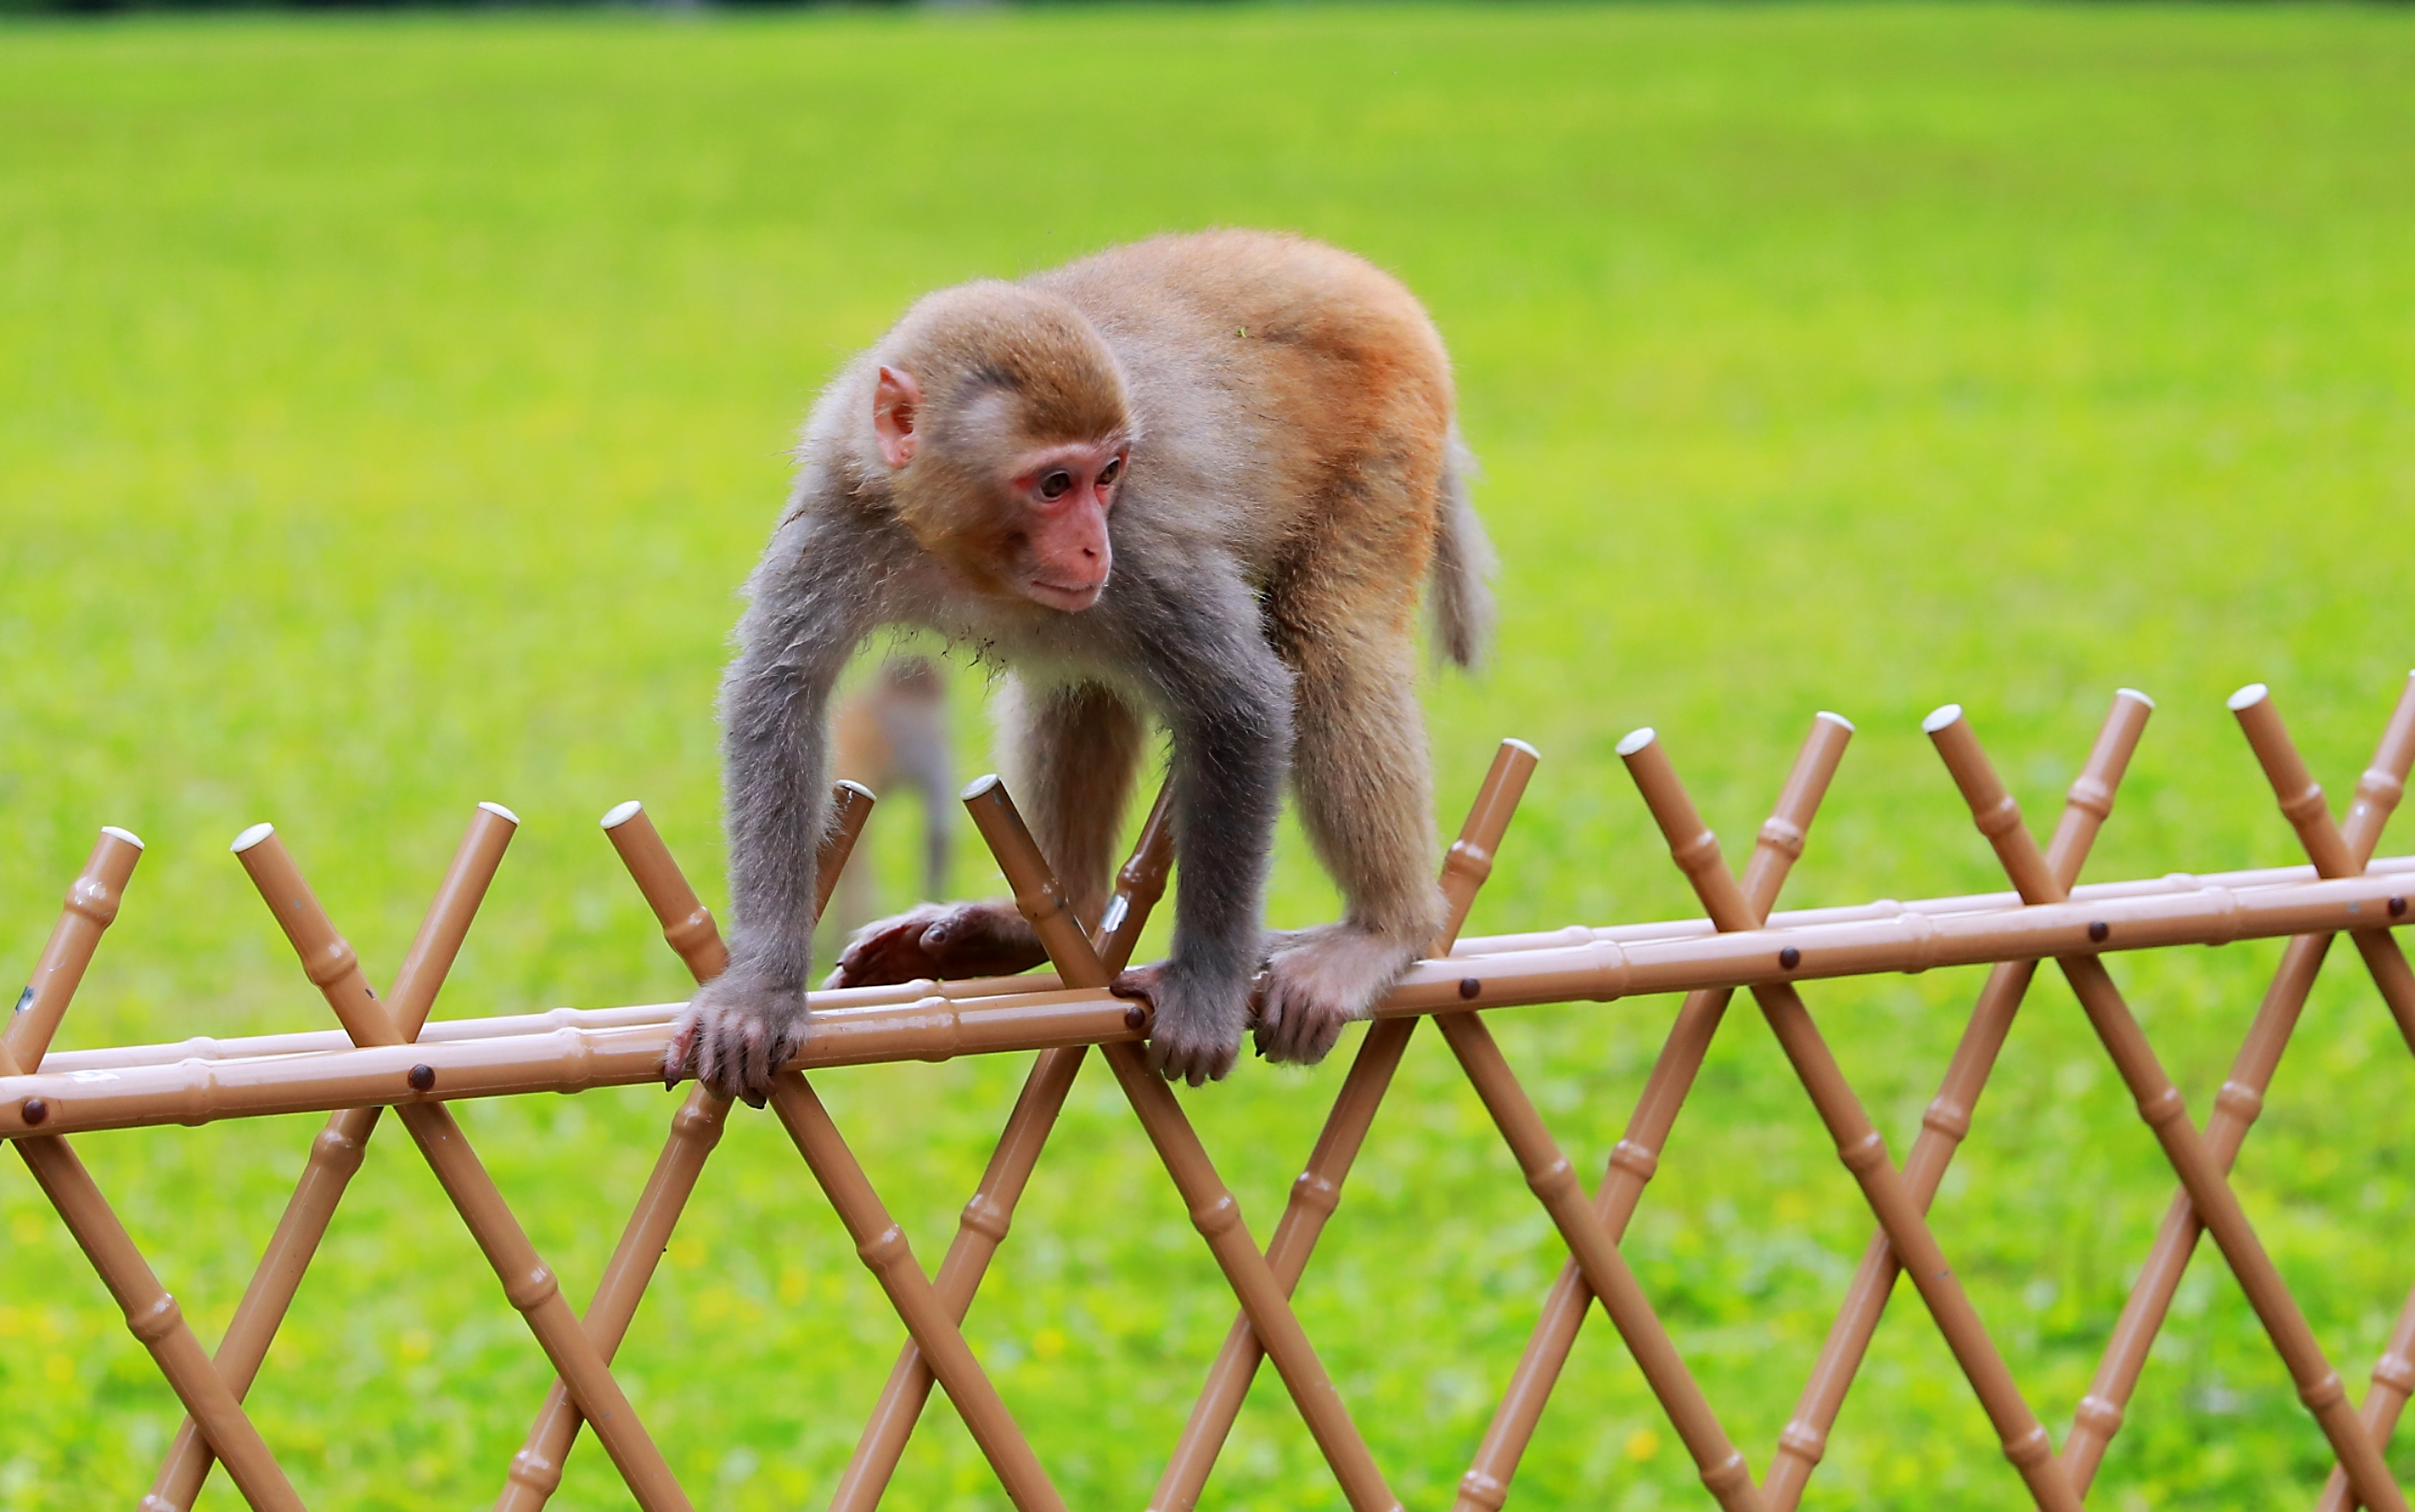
870, 282, 1133, 614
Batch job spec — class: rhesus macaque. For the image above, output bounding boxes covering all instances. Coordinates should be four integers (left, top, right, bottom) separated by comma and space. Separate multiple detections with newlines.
667, 229, 1493, 1102
830, 653, 955, 934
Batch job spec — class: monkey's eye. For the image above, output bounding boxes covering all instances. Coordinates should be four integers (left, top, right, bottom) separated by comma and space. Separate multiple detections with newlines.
1038, 470, 1074, 501
1097, 457, 1123, 487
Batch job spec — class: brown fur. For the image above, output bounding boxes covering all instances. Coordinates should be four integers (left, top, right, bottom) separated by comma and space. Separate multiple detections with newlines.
668, 230, 1492, 1100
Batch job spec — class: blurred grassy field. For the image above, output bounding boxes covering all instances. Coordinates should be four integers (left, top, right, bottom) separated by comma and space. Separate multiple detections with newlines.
5, 4, 2415, 1506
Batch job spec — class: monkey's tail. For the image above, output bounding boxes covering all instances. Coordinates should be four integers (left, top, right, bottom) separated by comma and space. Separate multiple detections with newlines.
1428, 426, 1497, 669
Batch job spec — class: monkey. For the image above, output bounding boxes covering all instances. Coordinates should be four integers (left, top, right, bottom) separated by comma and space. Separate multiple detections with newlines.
665, 228, 1494, 1104
829, 653, 956, 935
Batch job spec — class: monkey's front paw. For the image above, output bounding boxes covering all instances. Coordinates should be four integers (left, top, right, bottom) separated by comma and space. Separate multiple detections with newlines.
663, 968, 809, 1108
1112, 961, 1244, 1086
1254, 924, 1420, 1066
823, 900, 1046, 988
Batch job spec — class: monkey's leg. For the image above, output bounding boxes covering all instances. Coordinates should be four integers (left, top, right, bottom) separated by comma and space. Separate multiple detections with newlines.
1259, 636, 1444, 1065
1005, 678, 1148, 926
829, 680, 1143, 986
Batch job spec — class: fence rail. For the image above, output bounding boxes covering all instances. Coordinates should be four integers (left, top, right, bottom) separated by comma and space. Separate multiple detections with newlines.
6, 675, 2415, 1509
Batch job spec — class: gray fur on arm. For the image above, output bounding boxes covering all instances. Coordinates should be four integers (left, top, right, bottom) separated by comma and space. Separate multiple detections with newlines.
718, 505, 895, 988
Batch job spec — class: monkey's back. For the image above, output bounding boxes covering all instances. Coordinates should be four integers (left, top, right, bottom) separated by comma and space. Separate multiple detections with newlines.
1030, 231, 1458, 607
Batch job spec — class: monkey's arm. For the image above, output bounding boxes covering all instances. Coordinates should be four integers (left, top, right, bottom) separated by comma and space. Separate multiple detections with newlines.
669, 507, 894, 1102
1112, 562, 1297, 1085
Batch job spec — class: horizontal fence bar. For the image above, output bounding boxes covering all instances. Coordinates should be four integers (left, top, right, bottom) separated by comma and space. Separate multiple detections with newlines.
8, 864, 2413, 1140
30, 853, 2415, 1082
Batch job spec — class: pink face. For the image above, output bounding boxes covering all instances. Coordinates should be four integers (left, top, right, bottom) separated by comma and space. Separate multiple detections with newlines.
873, 365, 1128, 613
1004, 439, 1125, 612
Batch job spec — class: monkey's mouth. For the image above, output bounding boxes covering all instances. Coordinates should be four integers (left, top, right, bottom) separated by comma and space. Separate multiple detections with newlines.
1026, 576, 1107, 612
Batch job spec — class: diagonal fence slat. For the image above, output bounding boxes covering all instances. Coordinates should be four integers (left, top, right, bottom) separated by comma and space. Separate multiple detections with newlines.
498, 786, 873, 1507
2227, 684, 2415, 1512
964, 777, 1403, 1512
1151, 737, 1538, 1512
147, 802, 518, 1511
232, 823, 692, 1511
1436, 1008, 1766, 1507
2, 831, 308, 1512
767, 1070, 1068, 1511
1762, 688, 2153, 1509
8, 830, 145, 1065
562, 786, 1071, 1511
1455, 713, 1850, 1512
11, 1122, 308, 1512
1929, 709, 2409, 1512
830, 783, 1176, 1512
1622, 728, 2078, 1508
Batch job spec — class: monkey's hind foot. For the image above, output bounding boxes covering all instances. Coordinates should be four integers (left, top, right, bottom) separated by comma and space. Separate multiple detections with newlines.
1254, 923, 1420, 1066
824, 900, 1047, 989
665, 966, 810, 1108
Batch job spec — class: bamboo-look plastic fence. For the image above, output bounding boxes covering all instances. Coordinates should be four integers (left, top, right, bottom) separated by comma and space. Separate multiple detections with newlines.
7, 675, 2415, 1509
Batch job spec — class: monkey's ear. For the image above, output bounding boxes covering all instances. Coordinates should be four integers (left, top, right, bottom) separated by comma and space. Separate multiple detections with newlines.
873, 366, 922, 469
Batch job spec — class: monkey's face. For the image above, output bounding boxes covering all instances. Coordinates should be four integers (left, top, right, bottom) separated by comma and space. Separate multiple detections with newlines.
874, 362, 1131, 614
997, 438, 1125, 612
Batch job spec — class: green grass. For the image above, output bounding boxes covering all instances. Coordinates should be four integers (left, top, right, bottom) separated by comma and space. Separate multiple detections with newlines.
4, 4, 2415, 1506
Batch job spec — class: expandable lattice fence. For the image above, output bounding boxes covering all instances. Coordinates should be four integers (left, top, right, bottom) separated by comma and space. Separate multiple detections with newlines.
7, 677, 2415, 1510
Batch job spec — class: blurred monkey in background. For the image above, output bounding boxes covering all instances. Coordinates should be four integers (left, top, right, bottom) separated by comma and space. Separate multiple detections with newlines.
829, 654, 955, 935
